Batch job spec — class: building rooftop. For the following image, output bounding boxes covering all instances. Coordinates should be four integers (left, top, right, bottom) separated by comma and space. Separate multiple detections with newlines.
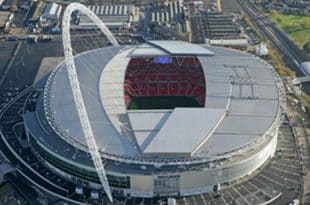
0, 11, 10, 28
129, 43, 169, 57
143, 108, 226, 157
42, 2, 60, 17
30, 41, 281, 161
148, 40, 214, 56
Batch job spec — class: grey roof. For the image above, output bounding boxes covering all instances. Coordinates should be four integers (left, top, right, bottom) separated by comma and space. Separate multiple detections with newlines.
148, 40, 214, 56
127, 110, 172, 151
86, 5, 134, 16
39, 41, 281, 160
143, 108, 226, 156
129, 43, 169, 57
128, 110, 171, 132
196, 46, 279, 156
47, 47, 139, 156
99, 48, 131, 134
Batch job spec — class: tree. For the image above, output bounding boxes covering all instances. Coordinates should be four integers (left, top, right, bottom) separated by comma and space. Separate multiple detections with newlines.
10, 4, 18, 13
301, 21, 307, 29
303, 42, 310, 53
269, 9, 278, 17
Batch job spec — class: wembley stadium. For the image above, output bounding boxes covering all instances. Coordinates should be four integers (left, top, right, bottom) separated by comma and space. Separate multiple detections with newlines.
19, 39, 286, 201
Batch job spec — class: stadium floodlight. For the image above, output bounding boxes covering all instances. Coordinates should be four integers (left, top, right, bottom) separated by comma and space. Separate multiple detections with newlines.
62, 3, 118, 202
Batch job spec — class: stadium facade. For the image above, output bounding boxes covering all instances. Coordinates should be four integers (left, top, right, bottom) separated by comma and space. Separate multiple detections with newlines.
22, 40, 286, 200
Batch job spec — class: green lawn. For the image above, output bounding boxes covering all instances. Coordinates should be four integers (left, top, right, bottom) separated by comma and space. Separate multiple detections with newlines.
128, 96, 200, 110
269, 12, 310, 48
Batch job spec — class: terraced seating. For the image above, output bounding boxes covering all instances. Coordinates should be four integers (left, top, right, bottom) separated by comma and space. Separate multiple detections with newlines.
124, 57, 206, 107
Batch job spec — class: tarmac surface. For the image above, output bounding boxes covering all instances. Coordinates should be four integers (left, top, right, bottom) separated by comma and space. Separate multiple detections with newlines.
0, 36, 109, 89
221, 0, 240, 13
0, 182, 28, 205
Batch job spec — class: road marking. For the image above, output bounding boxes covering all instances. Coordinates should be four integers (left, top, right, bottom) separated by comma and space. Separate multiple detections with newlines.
199, 194, 208, 205
262, 169, 300, 186
192, 196, 198, 205
247, 180, 271, 198
239, 183, 260, 202
224, 189, 235, 204
183, 197, 188, 205
221, 194, 229, 205
232, 187, 251, 205
270, 161, 300, 171
257, 172, 288, 188
268, 165, 301, 177
0, 42, 22, 87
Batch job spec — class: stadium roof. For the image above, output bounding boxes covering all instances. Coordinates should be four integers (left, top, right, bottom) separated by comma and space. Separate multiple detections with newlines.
129, 40, 214, 57
148, 40, 214, 56
129, 43, 169, 57
38, 41, 281, 159
142, 108, 226, 156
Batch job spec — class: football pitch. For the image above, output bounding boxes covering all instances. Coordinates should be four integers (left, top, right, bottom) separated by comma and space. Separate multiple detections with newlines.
128, 96, 200, 109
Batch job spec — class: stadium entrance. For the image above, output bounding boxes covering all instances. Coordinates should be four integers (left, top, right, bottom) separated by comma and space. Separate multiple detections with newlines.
154, 175, 180, 197
124, 56, 206, 110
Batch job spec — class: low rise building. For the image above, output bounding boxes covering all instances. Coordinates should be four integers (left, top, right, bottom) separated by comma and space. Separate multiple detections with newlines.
0, 11, 13, 32
73, 5, 139, 30
40, 3, 62, 27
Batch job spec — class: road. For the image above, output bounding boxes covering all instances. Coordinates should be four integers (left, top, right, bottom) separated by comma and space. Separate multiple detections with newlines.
285, 83, 310, 205
237, 0, 309, 77
0, 42, 22, 88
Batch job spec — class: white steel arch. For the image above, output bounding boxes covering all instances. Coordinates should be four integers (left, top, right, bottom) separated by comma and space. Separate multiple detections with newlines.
62, 3, 118, 202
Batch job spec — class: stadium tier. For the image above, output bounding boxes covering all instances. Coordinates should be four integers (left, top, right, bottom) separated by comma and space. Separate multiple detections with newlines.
124, 56, 206, 109
5, 41, 285, 202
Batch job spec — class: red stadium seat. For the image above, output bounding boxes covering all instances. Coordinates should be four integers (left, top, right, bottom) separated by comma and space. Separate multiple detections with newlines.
124, 57, 206, 107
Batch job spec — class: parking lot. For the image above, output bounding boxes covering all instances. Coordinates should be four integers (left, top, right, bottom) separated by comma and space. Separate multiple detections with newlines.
0, 182, 28, 205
